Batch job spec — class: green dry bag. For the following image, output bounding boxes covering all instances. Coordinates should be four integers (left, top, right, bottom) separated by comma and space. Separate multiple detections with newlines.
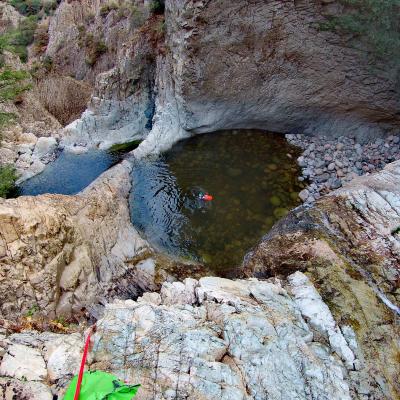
63, 371, 140, 400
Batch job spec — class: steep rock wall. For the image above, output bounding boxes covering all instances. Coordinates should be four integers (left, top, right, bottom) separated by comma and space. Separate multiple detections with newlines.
53, 1, 164, 149
136, 0, 400, 156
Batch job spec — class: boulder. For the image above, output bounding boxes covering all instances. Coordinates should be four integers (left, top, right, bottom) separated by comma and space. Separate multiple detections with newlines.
32, 137, 57, 160
0, 161, 149, 320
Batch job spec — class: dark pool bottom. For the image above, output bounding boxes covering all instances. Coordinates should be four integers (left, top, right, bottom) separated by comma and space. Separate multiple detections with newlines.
130, 130, 304, 274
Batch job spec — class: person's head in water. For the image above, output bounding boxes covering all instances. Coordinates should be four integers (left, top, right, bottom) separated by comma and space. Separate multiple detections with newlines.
200, 192, 213, 201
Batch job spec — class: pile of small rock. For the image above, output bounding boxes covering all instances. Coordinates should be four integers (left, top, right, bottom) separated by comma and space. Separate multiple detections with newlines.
286, 133, 400, 203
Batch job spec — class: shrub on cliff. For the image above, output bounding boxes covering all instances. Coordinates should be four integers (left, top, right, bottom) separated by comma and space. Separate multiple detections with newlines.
9, 0, 58, 17
0, 164, 18, 198
150, 0, 164, 15
9, 0, 41, 16
100, 1, 119, 17
84, 33, 108, 66
0, 69, 31, 102
0, 112, 16, 128
0, 15, 38, 62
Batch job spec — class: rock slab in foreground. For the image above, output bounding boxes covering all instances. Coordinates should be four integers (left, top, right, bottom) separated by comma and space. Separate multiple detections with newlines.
242, 160, 400, 399
0, 274, 369, 399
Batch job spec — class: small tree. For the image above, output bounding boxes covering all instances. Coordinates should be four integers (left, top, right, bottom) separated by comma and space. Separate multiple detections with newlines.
0, 164, 18, 198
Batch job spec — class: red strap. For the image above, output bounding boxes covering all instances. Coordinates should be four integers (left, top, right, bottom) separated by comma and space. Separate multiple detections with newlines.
73, 331, 91, 400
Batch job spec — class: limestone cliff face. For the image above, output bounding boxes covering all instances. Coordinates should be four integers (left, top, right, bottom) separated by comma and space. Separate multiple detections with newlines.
136, 0, 400, 156
242, 161, 400, 399
46, 0, 150, 83
61, 24, 159, 149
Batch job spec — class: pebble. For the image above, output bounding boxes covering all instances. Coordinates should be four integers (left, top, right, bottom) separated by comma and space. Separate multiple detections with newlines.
318, 173, 330, 183
335, 160, 343, 168
298, 189, 309, 201
297, 156, 307, 167
285, 132, 400, 205
330, 178, 342, 189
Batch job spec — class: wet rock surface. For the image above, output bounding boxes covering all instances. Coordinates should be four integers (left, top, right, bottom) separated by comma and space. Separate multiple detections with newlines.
287, 133, 400, 204
0, 274, 371, 400
242, 161, 400, 399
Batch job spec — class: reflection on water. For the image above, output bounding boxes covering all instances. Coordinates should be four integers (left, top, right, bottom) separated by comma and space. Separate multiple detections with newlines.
130, 130, 304, 274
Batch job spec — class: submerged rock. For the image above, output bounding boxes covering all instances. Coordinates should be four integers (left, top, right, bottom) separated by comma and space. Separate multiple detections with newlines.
0, 274, 365, 399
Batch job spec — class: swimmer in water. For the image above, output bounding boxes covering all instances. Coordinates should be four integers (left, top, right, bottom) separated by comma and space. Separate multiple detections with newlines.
184, 188, 213, 212
199, 192, 213, 201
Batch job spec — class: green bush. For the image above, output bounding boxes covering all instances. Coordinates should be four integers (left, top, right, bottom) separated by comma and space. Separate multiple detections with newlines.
11, 16, 38, 47
42, 0, 58, 15
0, 112, 16, 128
0, 69, 31, 101
0, 15, 38, 62
320, 0, 400, 60
100, 1, 119, 17
84, 34, 107, 66
9, 0, 41, 16
0, 164, 18, 198
9, 0, 58, 17
127, 5, 145, 27
150, 0, 164, 14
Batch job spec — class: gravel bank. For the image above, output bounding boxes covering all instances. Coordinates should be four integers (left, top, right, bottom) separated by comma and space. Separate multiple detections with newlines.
286, 133, 400, 203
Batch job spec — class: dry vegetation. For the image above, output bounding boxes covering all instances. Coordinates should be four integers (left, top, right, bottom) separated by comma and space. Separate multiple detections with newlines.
35, 75, 92, 125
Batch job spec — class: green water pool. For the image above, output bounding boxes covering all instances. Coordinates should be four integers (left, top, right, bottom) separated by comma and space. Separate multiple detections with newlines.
130, 130, 304, 274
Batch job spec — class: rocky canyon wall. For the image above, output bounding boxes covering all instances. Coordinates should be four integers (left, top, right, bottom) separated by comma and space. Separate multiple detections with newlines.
54, 0, 164, 150
136, 0, 400, 156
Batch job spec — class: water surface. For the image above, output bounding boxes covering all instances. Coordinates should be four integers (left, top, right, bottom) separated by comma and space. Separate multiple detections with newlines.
130, 130, 304, 274
19, 150, 120, 196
